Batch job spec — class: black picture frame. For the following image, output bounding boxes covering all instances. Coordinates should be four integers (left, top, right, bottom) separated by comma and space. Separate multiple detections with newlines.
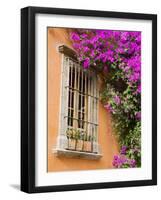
21, 6, 157, 193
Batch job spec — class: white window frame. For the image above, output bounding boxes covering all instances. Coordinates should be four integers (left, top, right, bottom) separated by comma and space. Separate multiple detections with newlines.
54, 45, 102, 159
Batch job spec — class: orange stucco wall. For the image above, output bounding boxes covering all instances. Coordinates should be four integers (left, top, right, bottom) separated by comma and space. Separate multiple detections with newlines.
47, 28, 119, 172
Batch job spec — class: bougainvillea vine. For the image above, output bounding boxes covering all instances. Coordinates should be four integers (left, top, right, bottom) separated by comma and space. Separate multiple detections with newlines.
70, 29, 141, 168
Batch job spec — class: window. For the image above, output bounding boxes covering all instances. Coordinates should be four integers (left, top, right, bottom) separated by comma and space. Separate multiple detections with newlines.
54, 45, 101, 159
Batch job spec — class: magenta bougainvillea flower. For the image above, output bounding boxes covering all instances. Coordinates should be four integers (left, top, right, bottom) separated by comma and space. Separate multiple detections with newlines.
70, 32, 80, 41
135, 111, 141, 120
114, 95, 121, 105
104, 104, 114, 113
112, 154, 136, 168
120, 146, 128, 155
83, 57, 90, 68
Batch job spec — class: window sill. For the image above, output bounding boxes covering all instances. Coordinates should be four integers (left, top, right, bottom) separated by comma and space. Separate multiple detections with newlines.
53, 148, 102, 160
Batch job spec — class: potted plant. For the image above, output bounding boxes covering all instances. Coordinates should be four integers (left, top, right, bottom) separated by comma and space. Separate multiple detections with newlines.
76, 131, 84, 151
82, 134, 92, 152
74, 129, 80, 150
66, 128, 76, 150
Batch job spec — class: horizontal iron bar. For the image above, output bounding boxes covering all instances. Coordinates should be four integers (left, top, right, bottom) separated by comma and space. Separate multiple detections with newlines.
65, 86, 99, 99
64, 116, 98, 126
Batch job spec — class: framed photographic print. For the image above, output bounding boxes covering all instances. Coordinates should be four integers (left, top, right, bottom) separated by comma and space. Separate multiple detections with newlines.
21, 6, 157, 193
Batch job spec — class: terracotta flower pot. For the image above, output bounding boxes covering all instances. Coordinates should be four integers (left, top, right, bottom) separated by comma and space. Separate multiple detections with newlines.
76, 140, 83, 151
68, 139, 76, 150
83, 141, 92, 152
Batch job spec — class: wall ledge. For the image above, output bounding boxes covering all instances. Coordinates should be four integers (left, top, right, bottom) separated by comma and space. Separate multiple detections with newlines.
53, 148, 102, 160
58, 45, 78, 61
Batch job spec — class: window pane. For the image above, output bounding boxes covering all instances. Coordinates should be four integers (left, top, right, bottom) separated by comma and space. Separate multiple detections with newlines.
66, 57, 99, 153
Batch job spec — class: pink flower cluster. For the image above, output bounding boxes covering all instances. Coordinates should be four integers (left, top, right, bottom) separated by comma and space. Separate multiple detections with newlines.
70, 30, 141, 94
112, 155, 136, 168
104, 103, 114, 113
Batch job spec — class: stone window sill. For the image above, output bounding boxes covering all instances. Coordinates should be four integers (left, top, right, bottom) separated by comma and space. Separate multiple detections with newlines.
53, 148, 102, 160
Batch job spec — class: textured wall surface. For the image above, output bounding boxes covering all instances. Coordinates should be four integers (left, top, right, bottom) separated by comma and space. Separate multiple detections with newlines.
47, 28, 119, 172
